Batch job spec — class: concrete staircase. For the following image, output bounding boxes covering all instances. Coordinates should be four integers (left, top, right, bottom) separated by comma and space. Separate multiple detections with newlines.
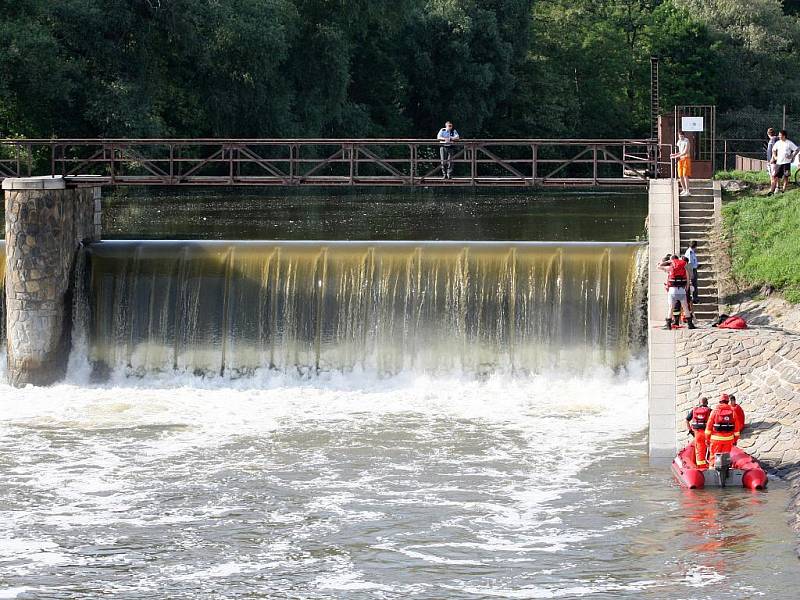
678, 180, 719, 321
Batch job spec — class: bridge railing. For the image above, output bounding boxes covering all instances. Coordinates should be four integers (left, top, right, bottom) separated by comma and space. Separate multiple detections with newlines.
0, 138, 658, 186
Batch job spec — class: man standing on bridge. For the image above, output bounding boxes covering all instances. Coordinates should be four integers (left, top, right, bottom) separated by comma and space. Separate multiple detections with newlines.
437, 121, 460, 179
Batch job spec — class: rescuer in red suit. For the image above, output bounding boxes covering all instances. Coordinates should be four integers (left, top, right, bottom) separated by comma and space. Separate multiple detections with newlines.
685, 396, 711, 469
704, 394, 743, 464
730, 394, 745, 444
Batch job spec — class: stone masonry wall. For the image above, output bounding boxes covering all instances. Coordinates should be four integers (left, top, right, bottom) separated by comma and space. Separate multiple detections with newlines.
4, 186, 95, 386
674, 328, 800, 546
675, 329, 800, 470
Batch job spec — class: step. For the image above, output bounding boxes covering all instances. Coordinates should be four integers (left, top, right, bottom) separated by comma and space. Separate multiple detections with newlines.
680, 201, 715, 206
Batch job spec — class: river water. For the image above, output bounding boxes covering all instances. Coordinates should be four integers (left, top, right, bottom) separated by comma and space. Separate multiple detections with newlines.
0, 190, 796, 598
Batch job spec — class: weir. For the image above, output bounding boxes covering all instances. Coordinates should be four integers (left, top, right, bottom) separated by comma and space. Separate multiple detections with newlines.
83, 241, 645, 376
0, 239, 646, 377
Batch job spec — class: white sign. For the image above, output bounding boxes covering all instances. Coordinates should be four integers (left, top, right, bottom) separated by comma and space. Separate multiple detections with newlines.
681, 116, 704, 132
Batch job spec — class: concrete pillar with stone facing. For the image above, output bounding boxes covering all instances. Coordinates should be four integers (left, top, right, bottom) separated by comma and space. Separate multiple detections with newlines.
2, 176, 100, 386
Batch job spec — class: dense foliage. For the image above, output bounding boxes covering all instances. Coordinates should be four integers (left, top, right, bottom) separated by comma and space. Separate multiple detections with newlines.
1, 0, 799, 138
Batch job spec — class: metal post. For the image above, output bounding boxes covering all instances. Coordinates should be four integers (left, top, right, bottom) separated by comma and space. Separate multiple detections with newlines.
531, 144, 537, 183
110, 144, 116, 184
348, 143, 354, 184
471, 142, 477, 183
410, 144, 416, 186
723, 139, 727, 171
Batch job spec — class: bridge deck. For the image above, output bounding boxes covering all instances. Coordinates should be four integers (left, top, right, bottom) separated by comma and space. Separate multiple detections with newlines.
55, 175, 647, 187
0, 138, 665, 187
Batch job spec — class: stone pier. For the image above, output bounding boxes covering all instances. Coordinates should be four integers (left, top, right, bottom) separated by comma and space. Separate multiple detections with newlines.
2, 176, 100, 386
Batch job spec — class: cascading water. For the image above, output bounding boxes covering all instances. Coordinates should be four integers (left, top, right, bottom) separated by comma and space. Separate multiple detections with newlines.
78, 240, 647, 377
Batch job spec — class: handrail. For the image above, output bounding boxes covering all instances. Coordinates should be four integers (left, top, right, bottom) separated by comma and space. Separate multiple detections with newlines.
0, 138, 660, 187
0, 137, 654, 144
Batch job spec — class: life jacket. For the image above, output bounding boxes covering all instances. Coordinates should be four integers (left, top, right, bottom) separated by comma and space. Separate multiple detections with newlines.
690, 406, 711, 430
718, 316, 747, 330
711, 404, 736, 432
667, 258, 688, 288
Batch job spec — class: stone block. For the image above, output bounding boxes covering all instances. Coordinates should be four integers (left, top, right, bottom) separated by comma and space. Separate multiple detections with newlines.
2, 176, 66, 191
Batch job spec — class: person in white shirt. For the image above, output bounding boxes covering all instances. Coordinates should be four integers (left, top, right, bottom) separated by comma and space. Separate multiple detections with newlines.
770, 129, 798, 194
670, 131, 692, 196
436, 121, 460, 179
684, 240, 699, 303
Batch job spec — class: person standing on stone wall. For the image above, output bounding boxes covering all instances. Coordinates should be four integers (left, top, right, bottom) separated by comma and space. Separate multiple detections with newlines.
684, 241, 699, 304
730, 395, 746, 442
658, 254, 696, 330
670, 131, 692, 197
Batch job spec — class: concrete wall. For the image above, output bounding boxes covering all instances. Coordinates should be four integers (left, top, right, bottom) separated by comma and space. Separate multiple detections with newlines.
647, 179, 679, 459
2, 177, 100, 386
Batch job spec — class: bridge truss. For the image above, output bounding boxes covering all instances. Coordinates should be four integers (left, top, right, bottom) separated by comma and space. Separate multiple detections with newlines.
0, 138, 662, 187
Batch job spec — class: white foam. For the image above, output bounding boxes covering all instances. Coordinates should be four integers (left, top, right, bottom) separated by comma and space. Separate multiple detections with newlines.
0, 362, 648, 592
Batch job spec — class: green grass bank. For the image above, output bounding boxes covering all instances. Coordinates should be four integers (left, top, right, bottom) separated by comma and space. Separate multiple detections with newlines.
716, 172, 800, 303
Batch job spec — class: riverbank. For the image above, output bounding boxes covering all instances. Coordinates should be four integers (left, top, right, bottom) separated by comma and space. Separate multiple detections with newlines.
688, 174, 800, 553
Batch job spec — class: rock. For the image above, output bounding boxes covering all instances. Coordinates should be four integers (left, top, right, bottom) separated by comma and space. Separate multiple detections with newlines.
719, 179, 749, 193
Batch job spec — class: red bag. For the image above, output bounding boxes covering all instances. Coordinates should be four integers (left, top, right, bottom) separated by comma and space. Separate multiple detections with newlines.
718, 316, 747, 330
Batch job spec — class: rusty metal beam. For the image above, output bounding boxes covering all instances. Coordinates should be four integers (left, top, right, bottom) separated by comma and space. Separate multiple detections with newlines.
0, 138, 657, 187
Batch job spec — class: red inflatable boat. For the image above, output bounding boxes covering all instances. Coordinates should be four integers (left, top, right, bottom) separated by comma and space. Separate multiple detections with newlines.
672, 442, 768, 490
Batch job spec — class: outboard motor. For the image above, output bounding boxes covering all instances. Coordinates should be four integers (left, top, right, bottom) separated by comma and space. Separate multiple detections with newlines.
714, 452, 732, 486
